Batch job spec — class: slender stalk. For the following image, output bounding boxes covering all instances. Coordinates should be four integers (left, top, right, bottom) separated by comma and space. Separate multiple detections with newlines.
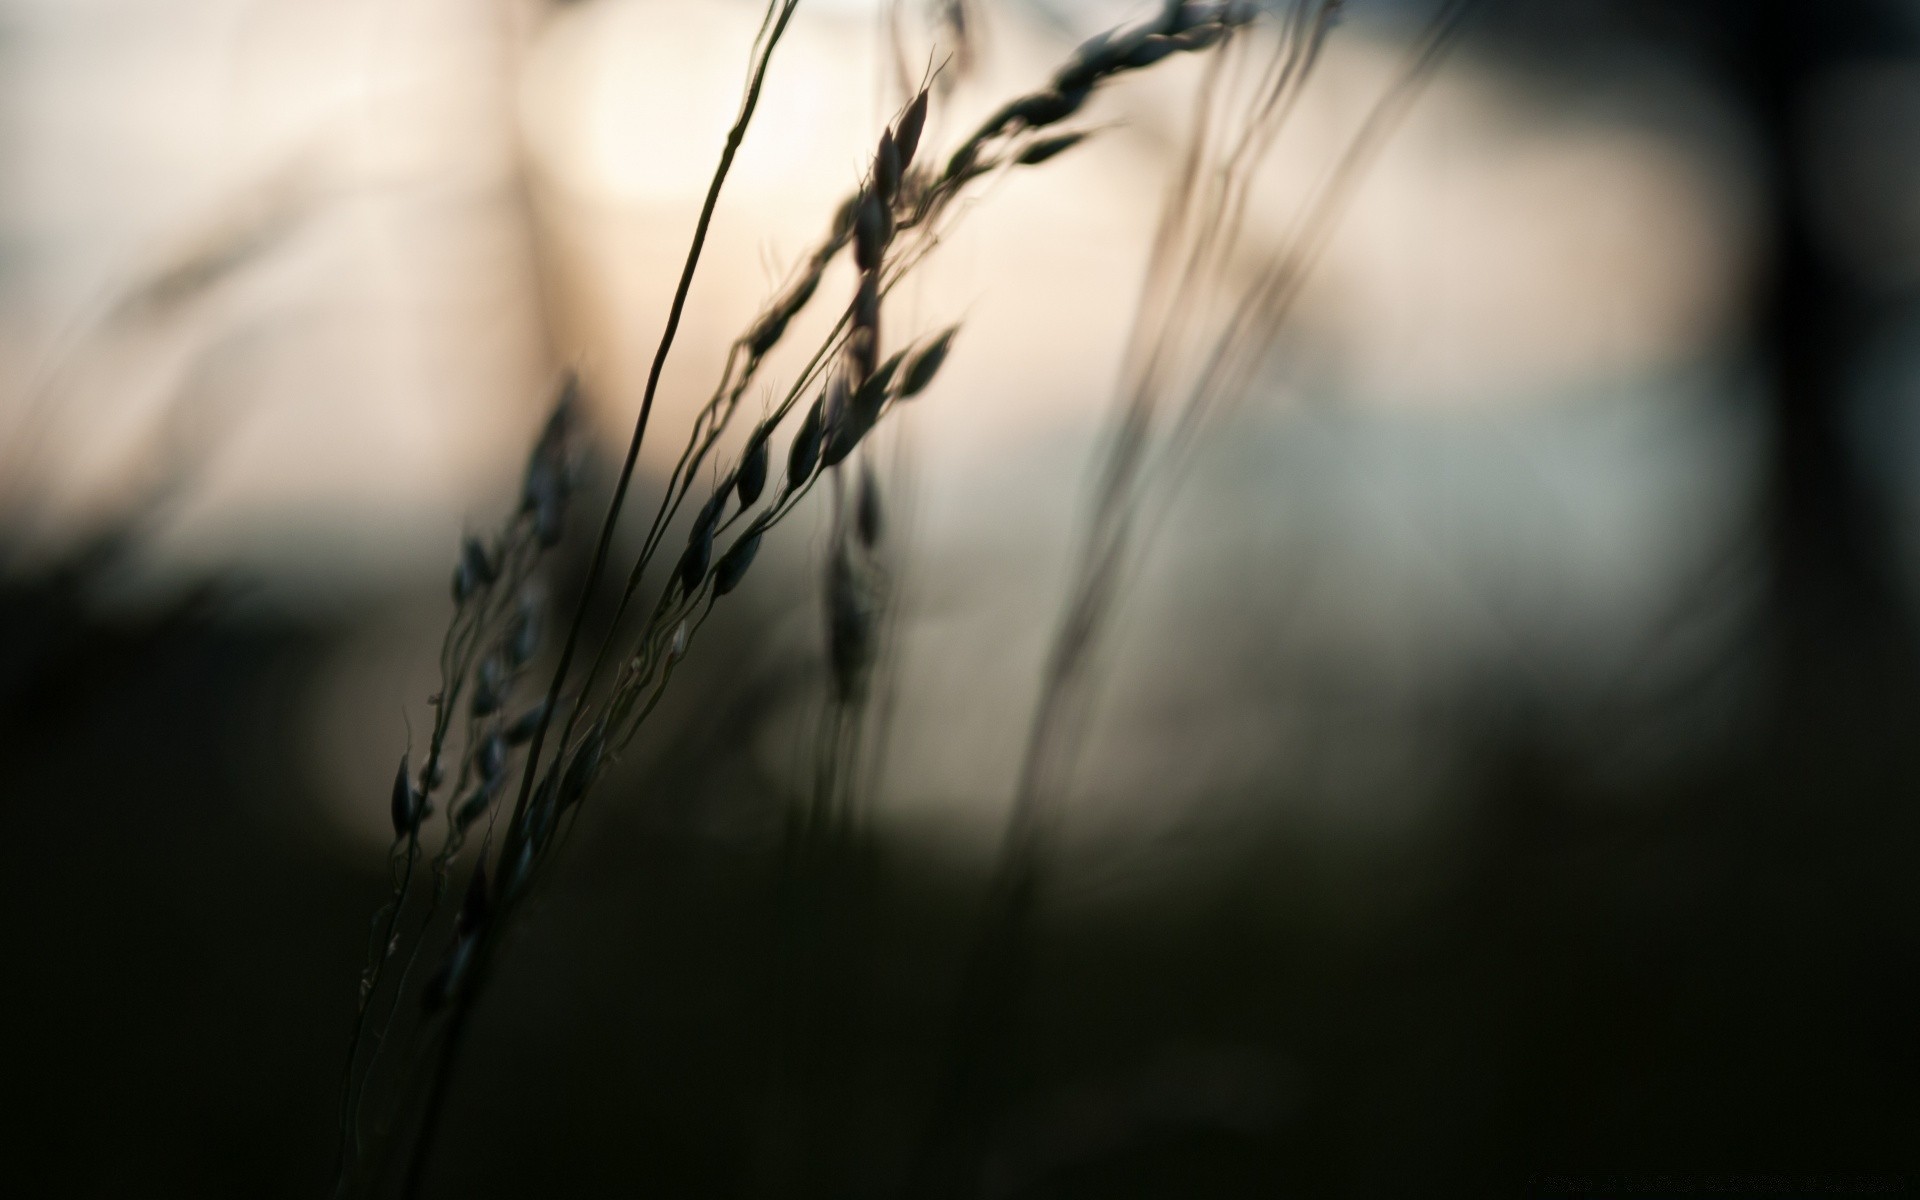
504, 0, 800, 872
395, 6, 803, 1195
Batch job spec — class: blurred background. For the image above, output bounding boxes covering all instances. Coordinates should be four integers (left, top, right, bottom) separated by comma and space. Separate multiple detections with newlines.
1, 0, 1916, 1194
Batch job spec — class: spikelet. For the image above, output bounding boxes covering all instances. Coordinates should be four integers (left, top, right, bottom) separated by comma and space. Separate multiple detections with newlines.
390, 754, 421, 837
737, 429, 770, 508
894, 89, 929, 173
713, 531, 763, 596
899, 328, 958, 397
786, 396, 825, 492
1017, 132, 1088, 167
471, 656, 505, 718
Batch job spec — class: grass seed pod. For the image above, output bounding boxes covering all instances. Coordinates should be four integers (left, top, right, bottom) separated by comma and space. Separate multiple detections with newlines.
854, 190, 887, 272
1012, 85, 1089, 128
788, 263, 823, 311
895, 89, 929, 172
786, 396, 825, 491
520, 378, 576, 516
461, 536, 498, 587
477, 733, 506, 783
1171, 21, 1229, 51
471, 656, 505, 718
507, 594, 541, 668
454, 788, 491, 833
851, 349, 905, 423
695, 477, 731, 536
853, 273, 881, 339
678, 524, 714, 597
944, 140, 983, 186
900, 328, 957, 397
737, 430, 770, 507
875, 128, 902, 206
746, 310, 789, 358
847, 324, 879, 390
390, 754, 420, 837
821, 414, 866, 469
823, 371, 887, 467
1017, 132, 1088, 166
1056, 31, 1124, 91
713, 531, 763, 596
1125, 34, 1176, 68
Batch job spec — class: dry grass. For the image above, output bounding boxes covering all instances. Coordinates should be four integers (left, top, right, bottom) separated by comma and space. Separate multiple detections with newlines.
326, 3, 1469, 1196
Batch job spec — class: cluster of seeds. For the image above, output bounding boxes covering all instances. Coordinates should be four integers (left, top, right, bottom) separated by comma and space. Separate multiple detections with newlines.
386, 382, 578, 854
617, 0, 1253, 629
340, 6, 1273, 1188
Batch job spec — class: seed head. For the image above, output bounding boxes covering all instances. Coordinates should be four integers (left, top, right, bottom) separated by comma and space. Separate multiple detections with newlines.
875, 128, 902, 207
1057, 30, 1123, 92
853, 273, 881, 340
786, 396, 825, 491
521, 377, 577, 519
1017, 132, 1088, 167
390, 754, 421, 837
737, 430, 770, 508
1011, 85, 1090, 129
678, 524, 714, 597
825, 350, 903, 468
900, 327, 958, 397
746, 310, 789, 358
895, 89, 929, 172
507, 593, 541, 668
1125, 34, 1176, 68
847, 324, 879, 390
462, 536, 498, 587
454, 788, 491, 833
1170, 21, 1229, 51
712, 531, 763, 597
471, 656, 505, 718
477, 733, 506, 783
944, 140, 984, 186
854, 190, 888, 272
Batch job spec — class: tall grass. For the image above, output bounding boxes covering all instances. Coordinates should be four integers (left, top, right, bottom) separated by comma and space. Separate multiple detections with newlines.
328, 2, 1469, 1195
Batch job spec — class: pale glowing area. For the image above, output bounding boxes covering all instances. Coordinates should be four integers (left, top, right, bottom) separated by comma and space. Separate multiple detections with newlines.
0, 0, 1755, 576
520, 1, 1756, 491
0, 0, 550, 581
0, 0, 1767, 849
